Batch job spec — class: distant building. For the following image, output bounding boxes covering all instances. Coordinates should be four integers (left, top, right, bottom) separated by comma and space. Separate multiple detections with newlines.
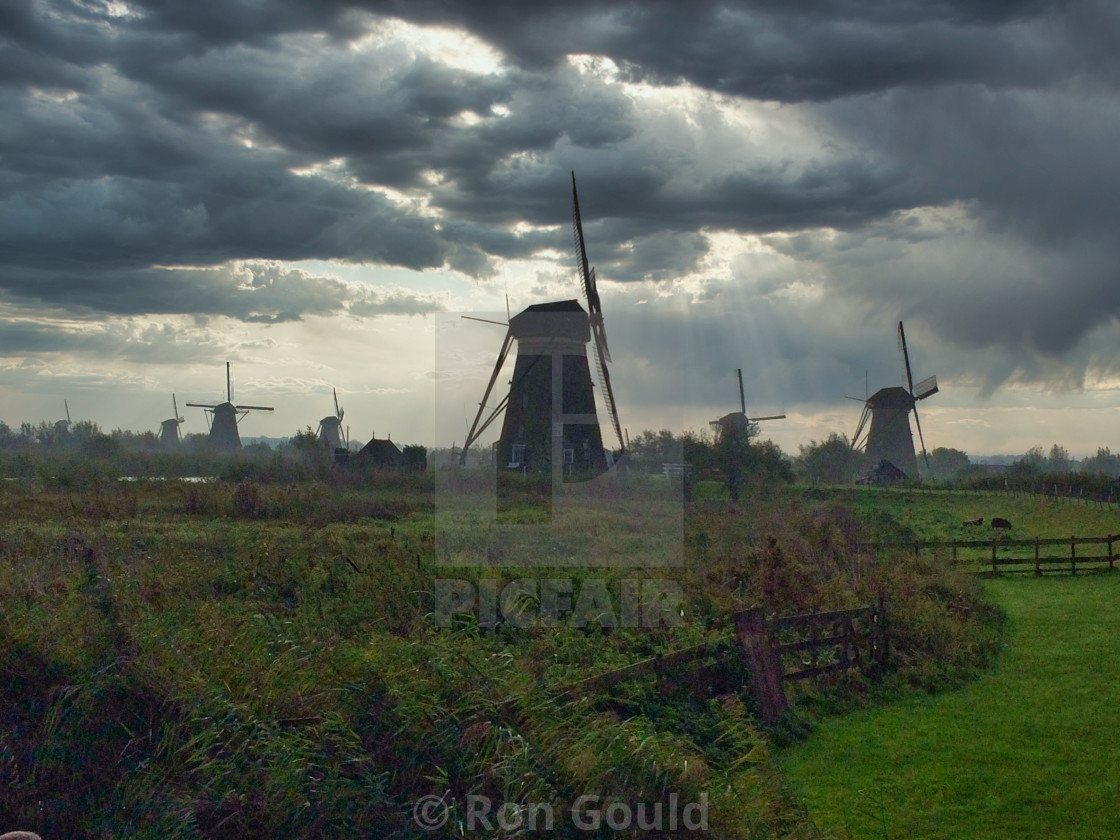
357, 436, 403, 469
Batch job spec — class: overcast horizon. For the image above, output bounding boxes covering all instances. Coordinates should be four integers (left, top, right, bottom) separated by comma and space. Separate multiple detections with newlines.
4, 0, 1120, 458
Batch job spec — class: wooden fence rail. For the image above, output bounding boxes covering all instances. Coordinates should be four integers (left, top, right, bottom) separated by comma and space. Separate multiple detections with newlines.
859, 535, 1118, 575
551, 601, 887, 727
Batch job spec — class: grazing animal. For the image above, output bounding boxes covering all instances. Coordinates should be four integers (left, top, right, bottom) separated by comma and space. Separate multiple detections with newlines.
963, 517, 984, 526
991, 517, 1012, 530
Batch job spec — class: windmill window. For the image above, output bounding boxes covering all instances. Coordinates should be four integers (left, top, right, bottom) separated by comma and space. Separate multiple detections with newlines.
510, 444, 526, 467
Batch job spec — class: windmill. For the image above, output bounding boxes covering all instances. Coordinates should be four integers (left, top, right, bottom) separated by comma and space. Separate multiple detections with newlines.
850, 321, 938, 479
186, 362, 274, 452
317, 388, 348, 452
710, 369, 785, 436
459, 172, 624, 479
159, 394, 185, 448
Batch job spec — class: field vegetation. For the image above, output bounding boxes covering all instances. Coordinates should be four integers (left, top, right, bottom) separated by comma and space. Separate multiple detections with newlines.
0, 449, 1006, 838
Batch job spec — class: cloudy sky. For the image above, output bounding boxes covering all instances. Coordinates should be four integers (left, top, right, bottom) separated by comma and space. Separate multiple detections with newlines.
3, 0, 1119, 456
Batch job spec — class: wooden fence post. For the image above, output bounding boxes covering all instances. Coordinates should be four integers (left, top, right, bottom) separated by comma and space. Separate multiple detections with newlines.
1071, 535, 1076, 575
1034, 536, 1041, 577
874, 595, 889, 678
735, 608, 788, 725
1109, 535, 1115, 572
991, 540, 998, 574
951, 541, 957, 562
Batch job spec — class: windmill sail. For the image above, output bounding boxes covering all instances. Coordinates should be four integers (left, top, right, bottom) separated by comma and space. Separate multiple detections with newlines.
572, 172, 623, 452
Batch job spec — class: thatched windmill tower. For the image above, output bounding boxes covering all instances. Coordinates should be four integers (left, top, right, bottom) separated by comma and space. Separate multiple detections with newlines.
187, 363, 274, 452
316, 388, 347, 452
851, 322, 938, 478
158, 394, 185, 448
460, 173, 624, 480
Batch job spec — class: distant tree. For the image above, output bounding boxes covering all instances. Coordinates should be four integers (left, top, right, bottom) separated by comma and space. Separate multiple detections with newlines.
746, 438, 794, 486
1080, 447, 1120, 476
1008, 448, 1048, 479
681, 430, 715, 475
628, 429, 684, 474
928, 447, 971, 482
288, 427, 321, 455
797, 433, 860, 484
402, 444, 428, 472
1048, 443, 1071, 474
80, 432, 120, 459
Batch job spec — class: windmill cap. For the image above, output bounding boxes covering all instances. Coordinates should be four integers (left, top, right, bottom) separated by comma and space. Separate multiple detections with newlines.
868, 386, 916, 409
509, 299, 590, 341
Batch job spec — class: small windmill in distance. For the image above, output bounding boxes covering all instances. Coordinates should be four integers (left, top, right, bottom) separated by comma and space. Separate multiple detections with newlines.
317, 388, 348, 452
710, 369, 785, 436
159, 394, 185, 448
850, 321, 938, 479
187, 362, 274, 452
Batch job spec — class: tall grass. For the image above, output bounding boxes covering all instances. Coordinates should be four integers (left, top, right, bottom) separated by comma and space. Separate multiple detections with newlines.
0, 476, 1003, 837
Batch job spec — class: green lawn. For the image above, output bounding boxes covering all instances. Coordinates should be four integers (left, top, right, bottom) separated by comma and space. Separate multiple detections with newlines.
780, 573, 1120, 839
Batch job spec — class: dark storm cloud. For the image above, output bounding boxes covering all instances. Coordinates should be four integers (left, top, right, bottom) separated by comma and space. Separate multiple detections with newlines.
0, 264, 443, 323
3, 0, 1119, 397
360, 0, 1077, 100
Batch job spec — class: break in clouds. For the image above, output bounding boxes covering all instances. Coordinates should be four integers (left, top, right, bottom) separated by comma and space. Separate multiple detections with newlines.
2, 0, 1119, 396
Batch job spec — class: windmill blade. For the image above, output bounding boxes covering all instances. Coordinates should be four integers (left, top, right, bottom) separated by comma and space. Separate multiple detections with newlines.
334, 387, 343, 421
65, 399, 71, 425
898, 321, 915, 395
737, 369, 746, 414
751, 414, 786, 422
234, 405, 274, 411
851, 402, 872, 452
914, 374, 939, 400
912, 403, 932, 476
460, 328, 515, 465
173, 393, 184, 422
571, 172, 598, 313
588, 269, 612, 363
589, 325, 625, 451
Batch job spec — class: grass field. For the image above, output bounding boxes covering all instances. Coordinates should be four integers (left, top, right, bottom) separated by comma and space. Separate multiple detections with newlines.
780, 572, 1120, 839
823, 485, 1120, 543
0, 474, 1009, 838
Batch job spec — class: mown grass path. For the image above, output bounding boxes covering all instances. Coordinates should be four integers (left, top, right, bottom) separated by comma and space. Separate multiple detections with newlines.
780, 574, 1120, 839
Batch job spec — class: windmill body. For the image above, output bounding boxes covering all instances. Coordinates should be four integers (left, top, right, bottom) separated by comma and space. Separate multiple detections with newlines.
460, 173, 623, 481
863, 386, 918, 477
318, 417, 344, 451
158, 419, 182, 448
316, 388, 347, 452
159, 394, 184, 449
496, 300, 608, 477
851, 322, 938, 480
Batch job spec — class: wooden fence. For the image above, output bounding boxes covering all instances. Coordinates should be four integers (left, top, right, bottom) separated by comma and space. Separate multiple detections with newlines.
861, 535, 1118, 575
551, 601, 887, 726
737, 601, 887, 724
